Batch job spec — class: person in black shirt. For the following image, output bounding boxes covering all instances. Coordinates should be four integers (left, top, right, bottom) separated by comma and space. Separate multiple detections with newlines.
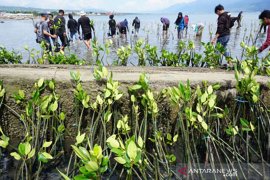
108, 15, 116, 37
54, 9, 68, 51
211, 4, 231, 58
132, 17, 140, 35
78, 11, 95, 50
67, 14, 78, 43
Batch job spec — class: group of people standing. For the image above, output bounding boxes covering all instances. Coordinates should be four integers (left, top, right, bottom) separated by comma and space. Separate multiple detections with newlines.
34, 6, 270, 62
108, 15, 141, 39
160, 14, 189, 39
35, 10, 95, 51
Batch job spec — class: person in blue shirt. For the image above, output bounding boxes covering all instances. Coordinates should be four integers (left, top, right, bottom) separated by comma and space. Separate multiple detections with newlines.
174, 12, 185, 39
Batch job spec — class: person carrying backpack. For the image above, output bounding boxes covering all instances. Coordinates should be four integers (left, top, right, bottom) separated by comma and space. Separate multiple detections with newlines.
132, 17, 140, 35
211, 4, 231, 59
34, 13, 57, 52
184, 15, 189, 34
108, 14, 116, 37
67, 13, 79, 43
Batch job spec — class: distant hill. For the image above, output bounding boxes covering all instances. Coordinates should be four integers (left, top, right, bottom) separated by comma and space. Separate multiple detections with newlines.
0, 5, 105, 13
160, 0, 268, 14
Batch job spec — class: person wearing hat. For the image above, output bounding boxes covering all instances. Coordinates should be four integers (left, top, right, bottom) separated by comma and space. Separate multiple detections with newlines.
108, 14, 116, 37
78, 11, 95, 50
34, 13, 57, 52
174, 12, 185, 39
54, 9, 67, 52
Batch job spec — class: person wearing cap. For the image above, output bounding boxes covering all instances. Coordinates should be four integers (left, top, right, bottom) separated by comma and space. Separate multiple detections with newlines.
132, 17, 140, 35
78, 11, 95, 50
108, 14, 116, 37
117, 19, 129, 39
174, 12, 185, 39
258, 10, 270, 53
34, 13, 57, 51
160, 17, 170, 37
54, 9, 67, 52
67, 13, 79, 43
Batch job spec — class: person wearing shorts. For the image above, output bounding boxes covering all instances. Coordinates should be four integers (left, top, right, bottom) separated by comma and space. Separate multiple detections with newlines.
78, 11, 95, 50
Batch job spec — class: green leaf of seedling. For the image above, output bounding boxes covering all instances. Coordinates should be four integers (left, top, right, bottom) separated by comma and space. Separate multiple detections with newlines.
74, 175, 90, 180
18, 90, 25, 99
127, 140, 137, 161
38, 153, 48, 163
27, 148, 36, 159
114, 157, 126, 164
42, 141, 52, 148
71, 145, 89, 162
49, 101, 58, 112
106, 135, 119, 149
130, 84, 142, 91
166, 133, 172, 141
38, 78, 44, 88
240, 118, 249, 128
101, 156, 109, 167
201, 93, 208, 103
57, 124, 65, 133
10, 152, 21, 160
208, 98, 215, 108
137, 136, 144, 149
49, 81, 55, 90
111, 148, 124, 156
18, 143, 26, 156
57, 169, 71, 180
207, 85, 213, 94
114, 94, 123, 101
92, 144, 103, 160
76, 133, 85, 145
85, 161, 99, 172
201, 121, 208, 131
42, 152, 53, 160
59, 112, 66, 121
250, 122, 255, 132
0, 88, 5, 97
173, 134, 178, 143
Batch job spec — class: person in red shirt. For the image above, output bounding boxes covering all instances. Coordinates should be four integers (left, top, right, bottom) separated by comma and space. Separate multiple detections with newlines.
258, 10, 270, 53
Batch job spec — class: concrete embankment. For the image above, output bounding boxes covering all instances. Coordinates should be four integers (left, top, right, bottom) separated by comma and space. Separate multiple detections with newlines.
0, 64, 269, 148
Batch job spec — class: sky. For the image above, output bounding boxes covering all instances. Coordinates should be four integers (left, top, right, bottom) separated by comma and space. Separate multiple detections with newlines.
0, 0, 195, 12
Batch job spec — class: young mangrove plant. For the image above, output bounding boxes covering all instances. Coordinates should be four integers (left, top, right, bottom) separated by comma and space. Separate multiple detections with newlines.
0, 46, 22, 64
116, 46, 132, 66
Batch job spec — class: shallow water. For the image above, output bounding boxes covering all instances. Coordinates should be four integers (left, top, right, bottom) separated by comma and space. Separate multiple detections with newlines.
0, 12, 268, 65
